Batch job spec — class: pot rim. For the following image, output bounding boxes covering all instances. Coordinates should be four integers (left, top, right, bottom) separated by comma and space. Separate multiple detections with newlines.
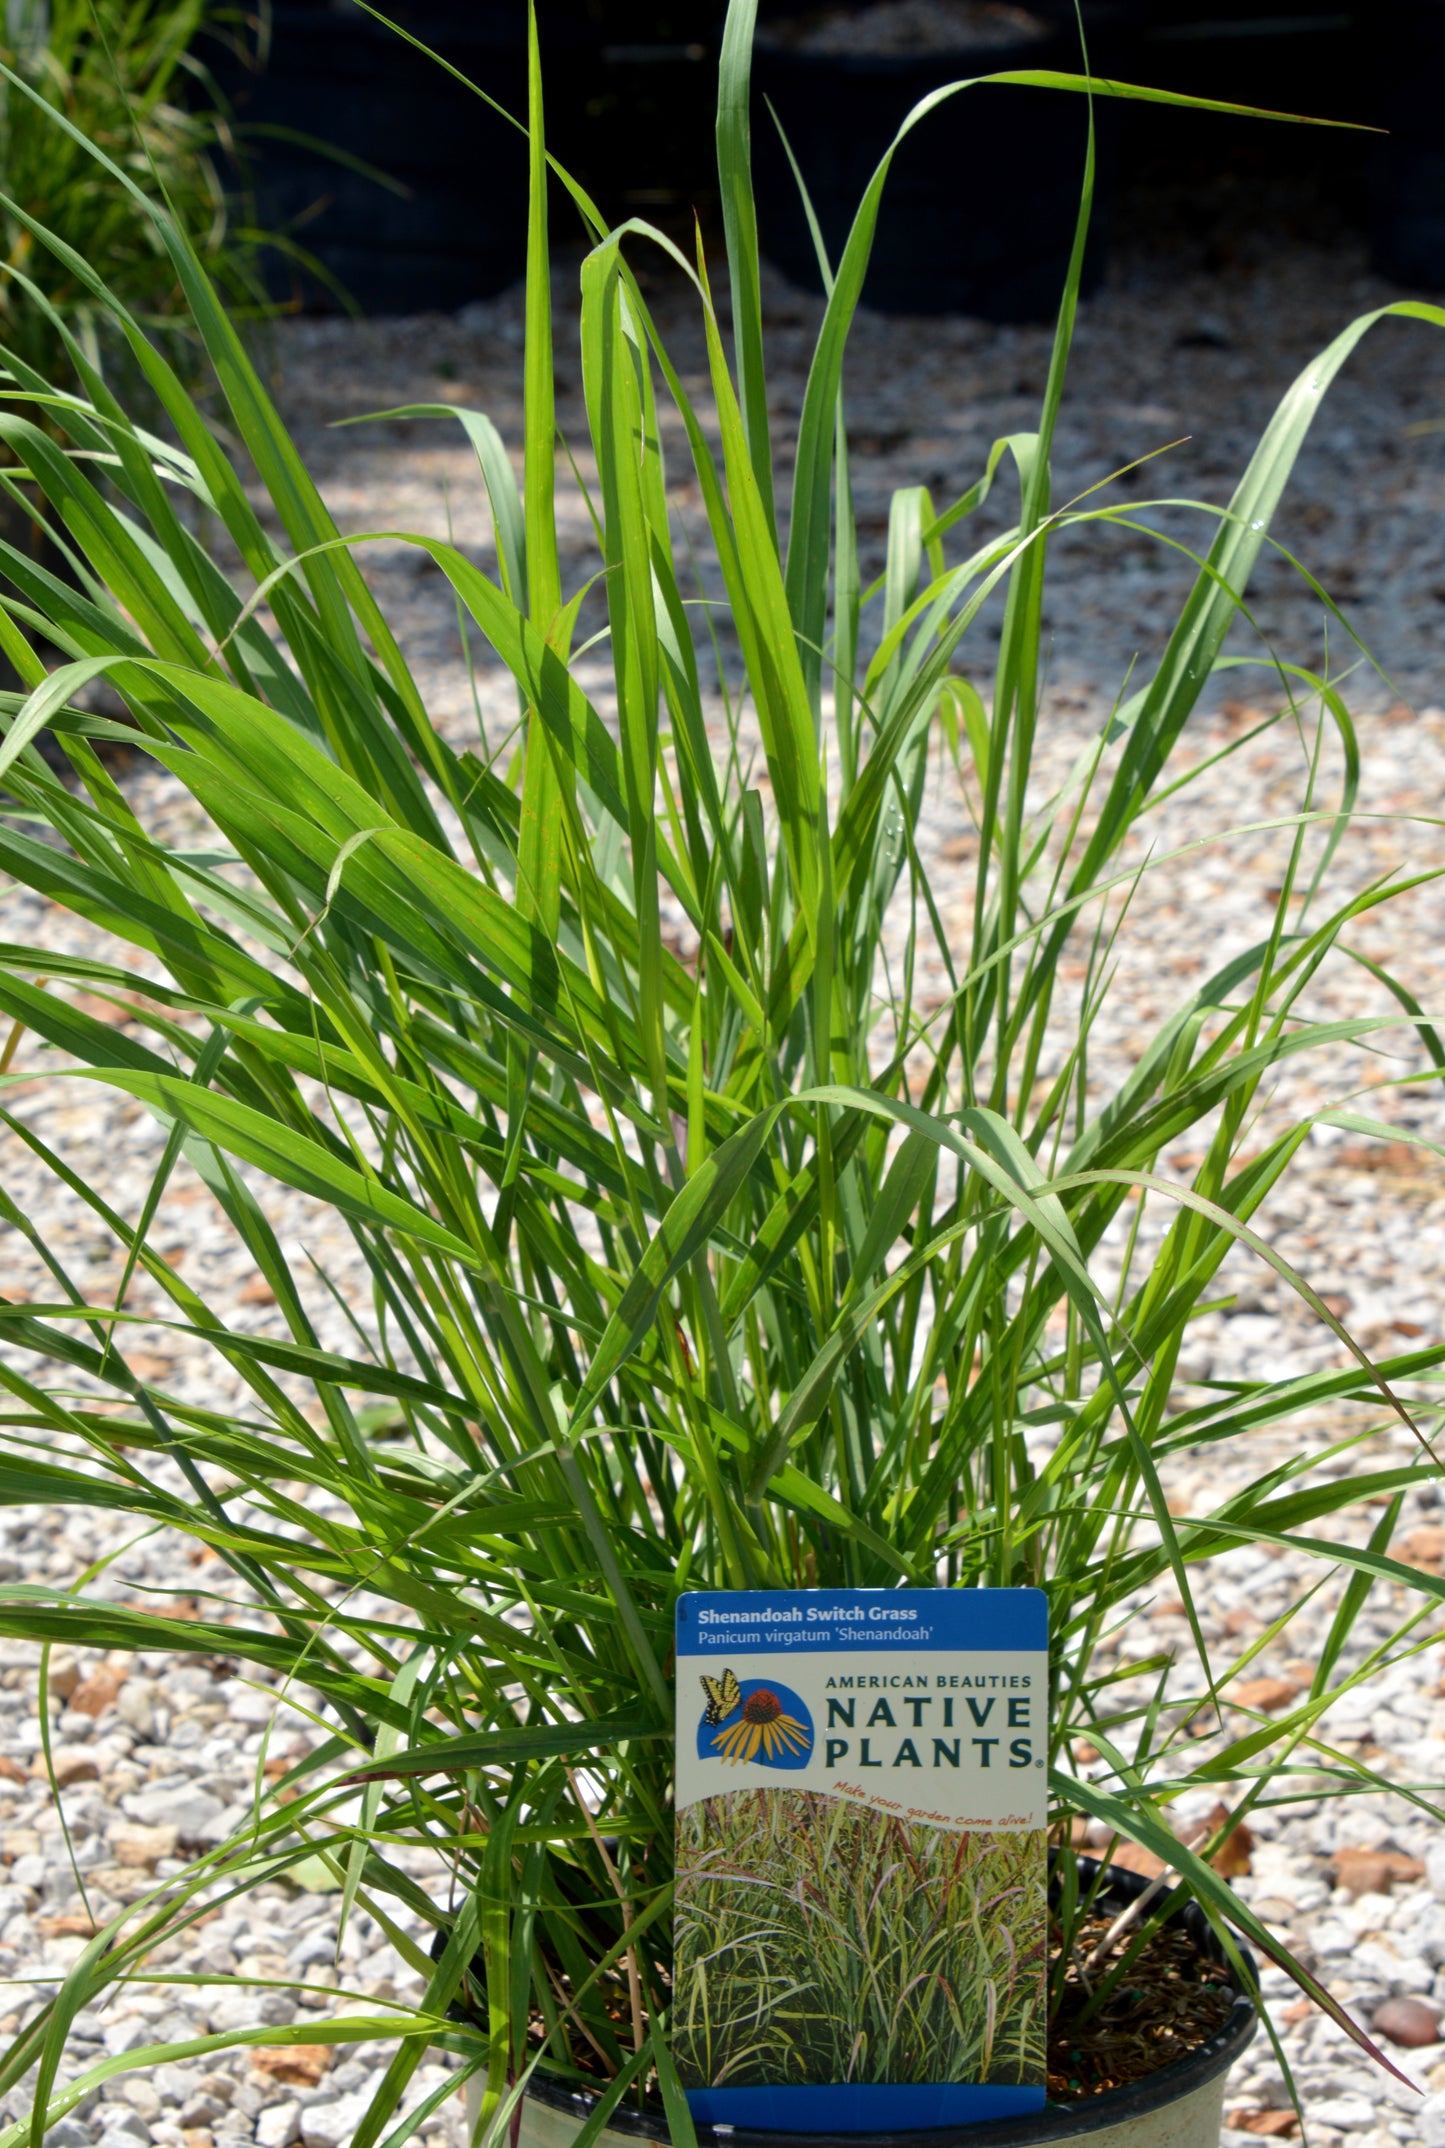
520, 1858, 1257, 2145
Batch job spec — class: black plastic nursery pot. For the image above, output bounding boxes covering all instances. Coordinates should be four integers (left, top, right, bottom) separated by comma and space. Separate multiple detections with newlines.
749, 5, 1132, 320
1368, 0, 1445, 287
224, 0, 548, 313
475, 1861, 1258, 2148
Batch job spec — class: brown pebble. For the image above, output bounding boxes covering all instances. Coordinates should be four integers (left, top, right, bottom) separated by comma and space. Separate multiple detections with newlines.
1401, 1524, 1445, 1570
1234, 1676, 1301, 1714
1111, 1840, 1167, 1879
1372, 1995, 1442, 2049
250, 2044, 332, 2086
70, 1668, 125, 1718
47, 1656, 80, 1702
1204, 1800, 1254, 1879
33, 1751, 100, 1787
35, 1913, 97, 1939
1330, 1846, 1425, 1898
110, 1822, 177, 1869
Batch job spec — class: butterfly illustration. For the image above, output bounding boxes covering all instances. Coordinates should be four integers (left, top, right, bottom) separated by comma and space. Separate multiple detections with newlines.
699, 1667, 742, 1725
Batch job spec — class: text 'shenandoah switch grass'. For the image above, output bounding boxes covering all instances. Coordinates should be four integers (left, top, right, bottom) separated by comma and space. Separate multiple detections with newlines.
674, 1590, 1049, 2133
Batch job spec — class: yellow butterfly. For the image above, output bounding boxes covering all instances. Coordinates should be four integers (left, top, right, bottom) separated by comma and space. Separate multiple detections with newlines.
699, 1668, 742, 1725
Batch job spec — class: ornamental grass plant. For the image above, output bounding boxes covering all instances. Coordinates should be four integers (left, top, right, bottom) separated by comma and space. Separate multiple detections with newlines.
0, 2, 1441, 2142
0, 0, 269, 396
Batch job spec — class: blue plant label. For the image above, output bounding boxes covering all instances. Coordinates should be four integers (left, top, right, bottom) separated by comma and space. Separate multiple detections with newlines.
673, 1588, 1049, 2134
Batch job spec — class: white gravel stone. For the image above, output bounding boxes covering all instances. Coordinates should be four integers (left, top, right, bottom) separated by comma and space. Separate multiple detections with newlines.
299, 2091, 375, 2148
114, 1682, 156, 1737
207, 1989, 297, 2032
1312, 1920, 1361, 1959
1312, 2100, 1382, 2132
100, 2018, 157, 2060
256, 2104, 302, 2148
1355, 1939, 1439, 1994
1427, 1845, 1445, 1901
288, 1930, 339, 1972
1344, 1893, 1399, 1934
92, 2110, 152, 2148
117, 2079, 162, 2119
180, 2095, 229, 2127
120, 1785, 226, 1843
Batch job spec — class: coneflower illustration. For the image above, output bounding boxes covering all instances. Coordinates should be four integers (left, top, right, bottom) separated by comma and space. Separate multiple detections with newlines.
711, 1686, 811, 1764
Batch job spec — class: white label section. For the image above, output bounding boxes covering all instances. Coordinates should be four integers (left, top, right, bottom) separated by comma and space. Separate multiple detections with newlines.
676, 1649, 1047, 1830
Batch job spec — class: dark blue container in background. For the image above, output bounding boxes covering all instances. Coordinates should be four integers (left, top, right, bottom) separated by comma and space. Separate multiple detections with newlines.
222, 0, 538, 314
1369, 1, 1445, 287
748, 3, 1137, 321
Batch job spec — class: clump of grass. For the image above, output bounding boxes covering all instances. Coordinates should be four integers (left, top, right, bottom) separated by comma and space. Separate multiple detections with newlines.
0, 0, 1439, 2141
675, 1793, 1045, 2088
0, 0, 267, 393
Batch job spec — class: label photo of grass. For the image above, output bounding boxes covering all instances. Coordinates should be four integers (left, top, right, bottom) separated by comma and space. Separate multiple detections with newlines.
674, 1788, 1047, 2090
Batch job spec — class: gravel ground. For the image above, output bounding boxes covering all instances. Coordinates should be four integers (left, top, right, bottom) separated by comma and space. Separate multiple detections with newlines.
3, 196, 1445, 2148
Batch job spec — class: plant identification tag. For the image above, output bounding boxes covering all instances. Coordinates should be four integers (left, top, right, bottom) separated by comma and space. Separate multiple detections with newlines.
673, 1588, 1048, 2133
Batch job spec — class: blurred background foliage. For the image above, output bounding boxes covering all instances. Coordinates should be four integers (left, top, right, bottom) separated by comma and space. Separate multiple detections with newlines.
0, 0, 270, 386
